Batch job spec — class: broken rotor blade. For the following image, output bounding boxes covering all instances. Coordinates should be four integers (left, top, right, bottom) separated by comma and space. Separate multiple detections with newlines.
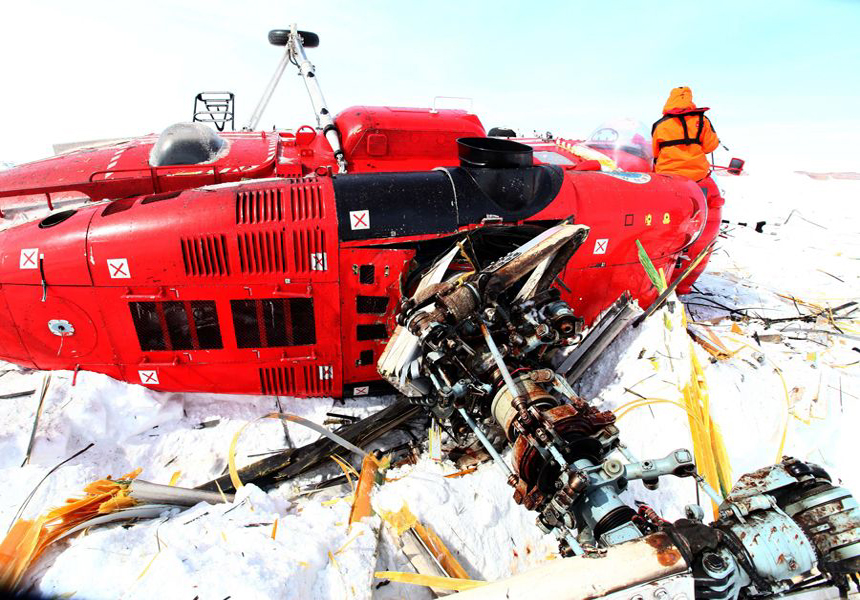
414, 244, 462, 300
196, 399, 422, 493
484, 224, 589, 298
129, 480, 234, 507
555, 293, 638, 385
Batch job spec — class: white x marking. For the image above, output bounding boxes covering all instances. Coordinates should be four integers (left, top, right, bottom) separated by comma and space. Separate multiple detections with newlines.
19, 248, 38, 269
349, 210, 370, 230
139, 370, 159, 384
310, 252, 327, 271
107, 258, 130, 279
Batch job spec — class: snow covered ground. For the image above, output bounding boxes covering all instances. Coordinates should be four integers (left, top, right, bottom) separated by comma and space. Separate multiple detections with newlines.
0, 168, 857, 598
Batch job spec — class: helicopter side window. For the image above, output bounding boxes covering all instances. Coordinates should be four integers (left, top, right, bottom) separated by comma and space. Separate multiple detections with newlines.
129, 300, 223, 351
230, 298, 316, 349
129, 302, 166, 351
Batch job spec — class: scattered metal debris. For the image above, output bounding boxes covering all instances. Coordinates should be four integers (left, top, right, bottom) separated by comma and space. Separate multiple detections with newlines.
197, 399, 422, 493
21, 374, 51, 467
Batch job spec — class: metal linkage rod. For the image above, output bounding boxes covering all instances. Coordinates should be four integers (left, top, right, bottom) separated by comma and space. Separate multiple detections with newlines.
457, 407, 513, 476
480, 323, 520, 399
288, 27, 347, 173
694, 474, 725, 506
245, 44, 292, 131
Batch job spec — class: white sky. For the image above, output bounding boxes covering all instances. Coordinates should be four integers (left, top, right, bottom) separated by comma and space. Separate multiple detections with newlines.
2, 0, 859, 171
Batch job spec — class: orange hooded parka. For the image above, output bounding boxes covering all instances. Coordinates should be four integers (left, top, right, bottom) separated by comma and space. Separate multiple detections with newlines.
651, 87, 719, 181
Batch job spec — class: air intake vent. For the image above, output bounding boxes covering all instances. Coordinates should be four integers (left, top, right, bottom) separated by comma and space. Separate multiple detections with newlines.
236, 188, 283, 224
259, 366, 297, 396
237, 230, 287, 273
181, 235, 230, 276
304, 364, 334, 396
289, 181, 324, 221
292, 228, 327, 272
357, 324, 387, 341
356, 295, 389, 314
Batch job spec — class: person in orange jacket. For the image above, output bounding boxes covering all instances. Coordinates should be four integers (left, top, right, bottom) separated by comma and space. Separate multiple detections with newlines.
652, 86, 723, 294
652, 86, 719, 180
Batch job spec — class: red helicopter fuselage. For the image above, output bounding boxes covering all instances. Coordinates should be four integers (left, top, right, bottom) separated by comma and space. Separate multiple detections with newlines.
0, 105, 707, 398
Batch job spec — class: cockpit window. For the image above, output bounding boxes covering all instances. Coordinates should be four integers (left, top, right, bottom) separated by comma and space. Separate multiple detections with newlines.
584, 118, 652, 161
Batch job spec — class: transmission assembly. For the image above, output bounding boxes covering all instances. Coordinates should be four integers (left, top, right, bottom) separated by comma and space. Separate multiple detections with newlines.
378, 222, 860, 598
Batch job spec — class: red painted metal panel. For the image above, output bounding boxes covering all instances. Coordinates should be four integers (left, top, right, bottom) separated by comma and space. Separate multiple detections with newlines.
337, 106, 485, 173
102, 281, 342, 396
0, 285, 33, 366
527, 170, 705, 323
0, 208, 93, 286
0, 176, 345, 396
338, 247, 415, 385
0, 132, 280, 209
2, 285, 114, 369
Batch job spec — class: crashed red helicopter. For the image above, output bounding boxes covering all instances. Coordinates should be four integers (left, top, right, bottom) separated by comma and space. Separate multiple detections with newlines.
0, 27, 717, 398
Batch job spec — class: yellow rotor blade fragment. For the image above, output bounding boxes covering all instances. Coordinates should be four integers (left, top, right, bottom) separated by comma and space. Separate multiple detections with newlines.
374, 571, 487, 592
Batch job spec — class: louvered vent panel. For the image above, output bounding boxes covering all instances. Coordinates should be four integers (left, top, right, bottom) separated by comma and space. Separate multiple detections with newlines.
236, 188, 283, 224
289, 181, 324, 221
234, 180, 327, 276
259, 366, 297, 396
304, 365, 333, 396
291, 228, 327, 273
181, 235, 230, 276
237, 230, 287, 273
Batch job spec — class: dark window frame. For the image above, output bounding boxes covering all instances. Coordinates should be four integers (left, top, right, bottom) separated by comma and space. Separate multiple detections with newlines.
129, 300, 223, 351
230, 297, 316, 349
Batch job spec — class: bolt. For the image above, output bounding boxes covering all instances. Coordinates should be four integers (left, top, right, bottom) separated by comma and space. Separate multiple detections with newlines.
536, 323, 551, 339
603, 459, 623, 477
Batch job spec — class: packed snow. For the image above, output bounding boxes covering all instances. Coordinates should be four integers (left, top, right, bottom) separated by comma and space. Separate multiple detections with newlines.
0, 168, 857, 599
